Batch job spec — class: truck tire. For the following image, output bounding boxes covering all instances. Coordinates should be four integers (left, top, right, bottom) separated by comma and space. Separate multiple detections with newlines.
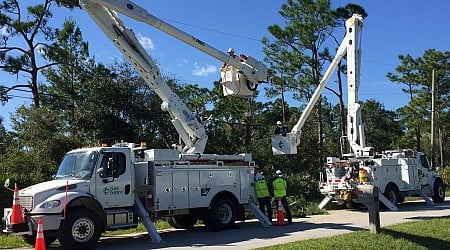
432, 179, 445, 203
204, 197, 236, 232
167, 215, 197, 229
22, 234, 57, 246
58, 208, 102, 250
384, 184, 401, 204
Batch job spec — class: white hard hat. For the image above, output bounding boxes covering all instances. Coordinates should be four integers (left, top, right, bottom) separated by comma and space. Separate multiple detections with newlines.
276, 121, 282, 125
255, 172, 263, 180
227, 48, 234, 53
275, 170, 283, 176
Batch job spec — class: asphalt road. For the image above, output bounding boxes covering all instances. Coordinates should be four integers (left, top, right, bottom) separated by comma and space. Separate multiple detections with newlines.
12, 198, 450, 249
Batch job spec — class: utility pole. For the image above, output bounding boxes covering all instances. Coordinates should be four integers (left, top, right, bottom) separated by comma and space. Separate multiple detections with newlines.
431, 70, 435, 169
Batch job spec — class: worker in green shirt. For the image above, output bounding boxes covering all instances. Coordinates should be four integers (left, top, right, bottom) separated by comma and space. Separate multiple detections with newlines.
254, 172, 272, 221
272, 169, 292, 224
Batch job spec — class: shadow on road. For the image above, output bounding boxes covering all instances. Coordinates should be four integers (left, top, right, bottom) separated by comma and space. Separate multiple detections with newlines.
93, 220, 361, 249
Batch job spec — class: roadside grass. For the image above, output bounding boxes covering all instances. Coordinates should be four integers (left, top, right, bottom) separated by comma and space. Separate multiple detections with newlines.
0, 234, 26, 249
257, 216, 450, 250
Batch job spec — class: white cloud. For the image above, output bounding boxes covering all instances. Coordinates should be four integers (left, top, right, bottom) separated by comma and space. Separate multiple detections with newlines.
137, 33, 154, 50
192, 62, 217, 76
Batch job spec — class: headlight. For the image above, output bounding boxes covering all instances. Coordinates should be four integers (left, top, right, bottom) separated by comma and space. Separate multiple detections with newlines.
39, 200, 61, 209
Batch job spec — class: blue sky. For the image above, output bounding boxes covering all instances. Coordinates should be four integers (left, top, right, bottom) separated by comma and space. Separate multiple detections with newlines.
1, 0, 450, 131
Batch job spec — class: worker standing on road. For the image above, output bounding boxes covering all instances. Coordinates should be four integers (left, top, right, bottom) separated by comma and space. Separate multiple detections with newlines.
255, 172, 273, 222
272, 170, 292, 224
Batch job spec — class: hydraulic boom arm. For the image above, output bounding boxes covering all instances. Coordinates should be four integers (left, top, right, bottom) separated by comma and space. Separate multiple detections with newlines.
80, 0, 207, 154
80, 0, 268, 154
272, 14, 373, 157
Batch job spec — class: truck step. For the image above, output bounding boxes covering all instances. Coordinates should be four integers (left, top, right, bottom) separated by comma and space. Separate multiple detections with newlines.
249, 202, 272, 227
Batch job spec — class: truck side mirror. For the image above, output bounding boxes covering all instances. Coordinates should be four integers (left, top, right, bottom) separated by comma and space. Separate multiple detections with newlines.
96, 167, 105, 178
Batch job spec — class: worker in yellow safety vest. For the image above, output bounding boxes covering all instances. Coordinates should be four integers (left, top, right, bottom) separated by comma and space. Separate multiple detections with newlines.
254, 172, 272, 221
272, 169, 292, 224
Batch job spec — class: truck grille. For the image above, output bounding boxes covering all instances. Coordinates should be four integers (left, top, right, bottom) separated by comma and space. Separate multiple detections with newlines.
20, 196, 33, 211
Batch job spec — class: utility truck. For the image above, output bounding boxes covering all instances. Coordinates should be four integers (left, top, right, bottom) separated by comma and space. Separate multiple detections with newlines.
2, 0, 270, 249
271, 14, 445, 210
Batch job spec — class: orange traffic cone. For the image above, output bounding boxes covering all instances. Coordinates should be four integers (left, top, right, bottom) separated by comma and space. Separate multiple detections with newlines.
11, 183, 27, 232
275, 198, 286, 226
35, 219, 46, 250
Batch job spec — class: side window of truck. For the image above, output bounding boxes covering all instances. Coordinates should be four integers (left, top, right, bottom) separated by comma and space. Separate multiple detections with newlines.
112, 153, 126, 177
100, 152, 127, 178
419, 155, 430, 169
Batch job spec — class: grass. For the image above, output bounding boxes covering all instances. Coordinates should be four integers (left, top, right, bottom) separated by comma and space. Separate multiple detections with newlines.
0, 234, 27, 249
2, 217, 449, 249
257, 217, 450, 250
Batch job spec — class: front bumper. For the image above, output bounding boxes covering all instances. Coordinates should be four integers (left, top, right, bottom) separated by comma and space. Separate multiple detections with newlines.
3, 207, 63, 234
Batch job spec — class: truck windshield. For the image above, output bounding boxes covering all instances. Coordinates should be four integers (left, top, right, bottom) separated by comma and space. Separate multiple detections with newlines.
55, 151, 99, 180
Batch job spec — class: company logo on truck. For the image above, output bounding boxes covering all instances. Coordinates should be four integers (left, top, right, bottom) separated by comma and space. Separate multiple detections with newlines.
103, 186, 124, 195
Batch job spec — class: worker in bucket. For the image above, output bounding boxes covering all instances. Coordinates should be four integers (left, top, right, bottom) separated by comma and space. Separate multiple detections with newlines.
272, 169, 292, 224
274, 121, 287, 136
221, 48, 247, 70
254, 172, 273, 222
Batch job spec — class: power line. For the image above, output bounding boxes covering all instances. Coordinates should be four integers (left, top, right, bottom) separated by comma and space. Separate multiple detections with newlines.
162, 18, 263, 43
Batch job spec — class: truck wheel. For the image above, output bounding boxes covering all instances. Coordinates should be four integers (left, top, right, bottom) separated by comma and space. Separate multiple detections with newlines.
167, 215, 197, 229
22, 233, 57, 246
384, 184, 400, 204
58, 209, 102, 250
205, 197, 236, 232
432, 180, 445, 203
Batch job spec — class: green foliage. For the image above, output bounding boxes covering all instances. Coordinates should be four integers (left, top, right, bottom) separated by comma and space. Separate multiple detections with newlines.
387, 49, 450, 166
362, 100, 403, 151
0, 0, 66, 107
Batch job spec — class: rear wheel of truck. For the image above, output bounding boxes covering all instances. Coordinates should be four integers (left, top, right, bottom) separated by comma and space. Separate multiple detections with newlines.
167, 215, 197, 229
205, 197, 236, 232
384, 184, 401, 204
432, 179, 445, 203
58, 208, 102, 250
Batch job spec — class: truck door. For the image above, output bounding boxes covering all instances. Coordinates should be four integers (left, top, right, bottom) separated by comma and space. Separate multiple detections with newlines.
95, 150, 133, 208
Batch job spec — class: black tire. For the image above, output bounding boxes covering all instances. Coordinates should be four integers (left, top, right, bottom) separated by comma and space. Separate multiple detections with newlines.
204, 197, 236, 232
432, 179, 445, 203
58, 208, 102, 250
22, 233, 57, 246
167, 215, 197, 229
384, 184, 401, 204
22, 234, 36, 246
